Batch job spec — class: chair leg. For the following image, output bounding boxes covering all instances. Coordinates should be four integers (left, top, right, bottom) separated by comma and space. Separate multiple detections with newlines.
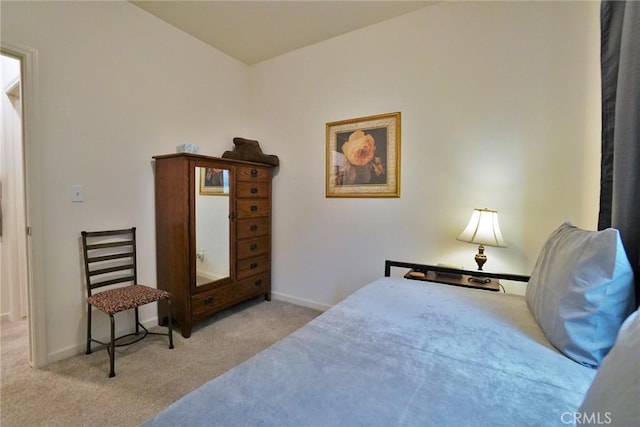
86, 304, 92, 355
167, 299, 174, 350
109, 314, 116, 378
135, 307, 140, 335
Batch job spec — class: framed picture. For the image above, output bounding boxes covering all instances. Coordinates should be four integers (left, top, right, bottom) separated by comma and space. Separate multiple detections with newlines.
326, 112, 401, 198
199, 168, 230, 195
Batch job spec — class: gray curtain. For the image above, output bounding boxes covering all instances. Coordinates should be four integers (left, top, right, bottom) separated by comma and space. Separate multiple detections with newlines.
598, 0, 640, 305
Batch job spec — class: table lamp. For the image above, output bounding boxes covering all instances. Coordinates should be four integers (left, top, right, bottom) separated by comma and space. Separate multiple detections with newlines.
457, 208, 506, 274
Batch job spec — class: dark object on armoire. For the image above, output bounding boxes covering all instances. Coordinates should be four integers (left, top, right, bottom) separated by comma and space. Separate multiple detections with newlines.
153, 153, 274, 338
221, 137, 279, 167
81, 227, 174, 377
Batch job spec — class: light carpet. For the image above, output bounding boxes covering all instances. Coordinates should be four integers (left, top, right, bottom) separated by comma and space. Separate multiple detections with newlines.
1, 298, 320, 427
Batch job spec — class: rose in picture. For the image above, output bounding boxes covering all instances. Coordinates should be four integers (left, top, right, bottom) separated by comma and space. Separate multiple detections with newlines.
341, 130, 376, 166
326, 113, 399, 196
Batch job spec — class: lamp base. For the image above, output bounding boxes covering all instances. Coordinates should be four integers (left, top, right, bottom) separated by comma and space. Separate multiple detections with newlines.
474, 244, 487, 271
470, 244, 490, 282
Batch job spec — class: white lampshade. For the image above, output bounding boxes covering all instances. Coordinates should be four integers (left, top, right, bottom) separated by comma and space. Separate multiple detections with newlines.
457, 208, 506, 248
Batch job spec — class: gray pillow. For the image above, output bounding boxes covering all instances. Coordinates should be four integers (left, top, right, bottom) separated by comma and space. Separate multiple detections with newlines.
577, 309, 639, 426
525, 222, 635, 368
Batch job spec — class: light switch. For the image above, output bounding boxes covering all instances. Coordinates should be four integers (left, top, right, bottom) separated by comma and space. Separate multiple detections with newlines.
71, 185, 84, 202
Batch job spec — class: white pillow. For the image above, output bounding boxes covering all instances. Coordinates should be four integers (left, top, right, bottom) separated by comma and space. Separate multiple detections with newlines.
577, 309, 639, 426
525, 222, 635, 367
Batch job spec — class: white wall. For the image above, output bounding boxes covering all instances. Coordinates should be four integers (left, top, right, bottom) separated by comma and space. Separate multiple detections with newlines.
1, 0, 601, 363
0, 55, 24, 318
0, 55, 22, 318
1, 1, 250, 362
1, 54, 27, 321
249, 1, 601, 306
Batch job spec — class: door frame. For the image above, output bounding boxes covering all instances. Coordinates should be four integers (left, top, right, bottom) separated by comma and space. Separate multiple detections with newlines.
1, 40, 47, 368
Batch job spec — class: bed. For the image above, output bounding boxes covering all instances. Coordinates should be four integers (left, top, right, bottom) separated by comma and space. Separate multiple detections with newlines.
145, 223, 638, 426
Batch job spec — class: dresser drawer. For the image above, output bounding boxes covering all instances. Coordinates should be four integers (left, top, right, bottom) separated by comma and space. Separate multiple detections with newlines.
191, 288, 228, 318
236, 181, 269, 199
237, 255, 270, 280
237, 237, 270, 260
192, 273, 270, 319
236, 218, 269, 239
237, 199, 270, 218
237, 167, 270, 182
236, 273, 270, 297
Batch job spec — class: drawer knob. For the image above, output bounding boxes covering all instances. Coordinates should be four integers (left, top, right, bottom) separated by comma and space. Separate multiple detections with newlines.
250, 263, 258, 269
254, 279, 262, 287
250, 205, 258, 212
250, 187, 258, 194
250, 169, 258, 177
204, 296, 214, 305
250, 224, 258, 231
250, 243, 258, 251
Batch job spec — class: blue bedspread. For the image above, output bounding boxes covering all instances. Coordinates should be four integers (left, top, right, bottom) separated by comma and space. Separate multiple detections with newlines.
145, 277, 595, 426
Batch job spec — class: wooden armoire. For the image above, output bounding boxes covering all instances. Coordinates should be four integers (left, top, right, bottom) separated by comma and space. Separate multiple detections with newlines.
153, 153, 273, 338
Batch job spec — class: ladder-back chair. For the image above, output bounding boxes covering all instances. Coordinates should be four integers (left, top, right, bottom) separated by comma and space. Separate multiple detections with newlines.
81, 227, 174, 378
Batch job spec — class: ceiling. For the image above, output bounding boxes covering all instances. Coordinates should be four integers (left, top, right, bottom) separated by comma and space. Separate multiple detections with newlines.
130, 1, 434, 65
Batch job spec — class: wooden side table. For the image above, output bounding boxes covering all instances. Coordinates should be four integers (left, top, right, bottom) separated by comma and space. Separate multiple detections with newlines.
404, 269, 501, 292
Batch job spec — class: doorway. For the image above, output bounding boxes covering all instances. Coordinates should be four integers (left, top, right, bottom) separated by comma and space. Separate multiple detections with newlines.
1, 51, 29, 338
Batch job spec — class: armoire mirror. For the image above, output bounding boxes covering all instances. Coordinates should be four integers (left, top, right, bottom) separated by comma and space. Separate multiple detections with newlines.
194, 166, 230, 287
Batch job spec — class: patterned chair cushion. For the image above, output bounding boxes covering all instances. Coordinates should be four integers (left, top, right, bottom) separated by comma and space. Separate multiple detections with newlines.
88, 284, 171, 315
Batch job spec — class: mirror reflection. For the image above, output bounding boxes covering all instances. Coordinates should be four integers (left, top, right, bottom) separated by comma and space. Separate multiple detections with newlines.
194, 166, 230, 286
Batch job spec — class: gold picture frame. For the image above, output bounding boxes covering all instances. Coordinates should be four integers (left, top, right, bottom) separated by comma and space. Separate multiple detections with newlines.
199, 168, 230, 195
326, 112, 401, 198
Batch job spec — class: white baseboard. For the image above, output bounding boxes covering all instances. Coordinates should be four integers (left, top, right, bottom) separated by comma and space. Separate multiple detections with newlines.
272, 291, 331, 312
47, 316, 161, 364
